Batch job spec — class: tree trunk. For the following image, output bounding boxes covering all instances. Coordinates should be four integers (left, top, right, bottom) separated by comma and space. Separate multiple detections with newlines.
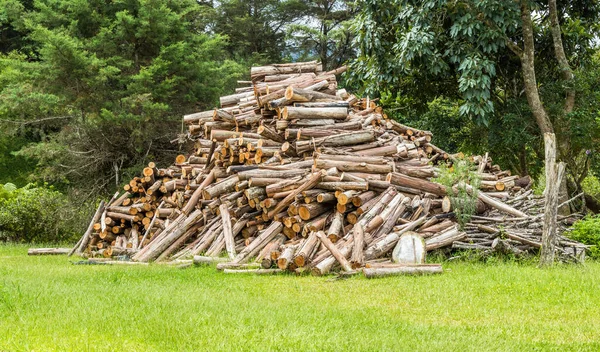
540, 133, 567, 267
548, 0, 575, 114
519, 0, 554, 135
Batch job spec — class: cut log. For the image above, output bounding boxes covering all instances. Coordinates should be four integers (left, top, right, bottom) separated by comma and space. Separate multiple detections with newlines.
350, 223, 365, 269
316, 231, 353, 272
72, 200, 105, 256
233, 221, 284, 264
364, 264, 443, 278
392, 232, 426, 264
28, 248, 71, 256
425, 226, 466, 251
219, 203, 236, 259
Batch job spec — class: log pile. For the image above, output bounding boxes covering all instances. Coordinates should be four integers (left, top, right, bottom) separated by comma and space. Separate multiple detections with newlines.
71, 61, 587, 276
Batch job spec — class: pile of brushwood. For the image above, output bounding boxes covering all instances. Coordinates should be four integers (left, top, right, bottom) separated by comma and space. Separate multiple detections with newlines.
68, 61, 587, 278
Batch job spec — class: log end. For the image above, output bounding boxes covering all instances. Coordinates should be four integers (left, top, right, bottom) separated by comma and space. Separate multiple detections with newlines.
284, 86, 294, 100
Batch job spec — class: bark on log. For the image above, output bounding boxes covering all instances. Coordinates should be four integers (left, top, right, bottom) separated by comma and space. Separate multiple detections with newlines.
72, 200, 105, 256
219, 203, 236, 259
316, 231, 353, 272
28, 248, 71, 256
364, 265, 443, 278
350, 223, 365, 269
233, 221, 284, 264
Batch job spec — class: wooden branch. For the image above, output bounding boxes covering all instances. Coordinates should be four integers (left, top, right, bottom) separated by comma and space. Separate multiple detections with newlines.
316, 231, 353, 272
29, 248, 71, 256
364, 264, 442, 278
220, 203, 236, 259
72, 200, 105, 256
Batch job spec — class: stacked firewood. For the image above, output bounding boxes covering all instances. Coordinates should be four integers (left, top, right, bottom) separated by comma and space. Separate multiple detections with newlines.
70, 61, 587, 276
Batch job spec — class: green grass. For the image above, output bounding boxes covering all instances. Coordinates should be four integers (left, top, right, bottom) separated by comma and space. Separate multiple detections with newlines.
1, 245, 599, 351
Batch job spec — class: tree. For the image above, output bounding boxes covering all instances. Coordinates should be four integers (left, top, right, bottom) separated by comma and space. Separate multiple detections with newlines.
287, 0, 356, 70
0, 0, 245, 196
349, 0, 600, 193
211, 0, 308, 64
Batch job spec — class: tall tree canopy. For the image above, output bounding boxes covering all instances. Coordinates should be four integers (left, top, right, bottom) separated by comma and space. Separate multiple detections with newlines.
211, 0, 308, 63
0, 0, 244, 194
287, 0, 356, 70
350, 0, 600, 194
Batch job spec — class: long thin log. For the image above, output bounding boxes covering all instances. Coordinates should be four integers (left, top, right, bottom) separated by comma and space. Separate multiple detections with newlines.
316, 231, 353, 272
72, 200, 105, 256
220, 203, 236, 259
28, 248, 71, 256
233, 221, 284, 264
350, 223, 365, 269
267, 171, 324, 218
364, 265, 443, 278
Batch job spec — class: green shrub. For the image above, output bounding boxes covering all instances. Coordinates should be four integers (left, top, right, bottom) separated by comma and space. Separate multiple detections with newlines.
433, 158, 481, 229
582, 174, 600, 198
568, 216, 600, 259
0, 183, 86, 243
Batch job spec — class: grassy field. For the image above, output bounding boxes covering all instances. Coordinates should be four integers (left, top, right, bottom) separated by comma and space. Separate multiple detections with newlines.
1, 245, 599, 351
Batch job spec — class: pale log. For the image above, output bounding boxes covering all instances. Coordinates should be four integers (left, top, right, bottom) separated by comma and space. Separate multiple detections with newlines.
72, 200, 105, 256
364, 265, 443, 278
425, 226, 466, 251
219, 203, 236, 259
350, 223, 365, 269
28, 248, 71, 256
316, 231, 353, 272
327, 212, 344, 242
283, 106, 347, 120
233, 221, 284, 264
387, 172, 447, 196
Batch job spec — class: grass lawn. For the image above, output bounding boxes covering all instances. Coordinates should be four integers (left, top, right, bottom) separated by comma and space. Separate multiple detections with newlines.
1, 245, 599, 351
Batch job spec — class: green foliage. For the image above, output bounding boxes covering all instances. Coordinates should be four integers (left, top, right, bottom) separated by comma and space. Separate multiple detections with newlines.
0, 0, 246, 193
533, 169, 546, 196
434, 158, 481, 229
286, 0, 355, 70
348, 0, 600, 189
582, 174, 600, 198
0, 183, 89, 243
212, 0, 308, 63
349, 0, 521, 125
568, 216, 600, 259
0, 133, 36, 186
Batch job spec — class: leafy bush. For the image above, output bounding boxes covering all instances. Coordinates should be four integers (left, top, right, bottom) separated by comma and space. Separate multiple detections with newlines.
433, 158, 481, 229
0, 183, 87, 243
568, 216, 600, 259
582, 174, 600, 198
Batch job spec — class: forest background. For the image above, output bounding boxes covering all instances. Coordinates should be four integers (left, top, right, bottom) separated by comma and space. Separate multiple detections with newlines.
1, 0, 599, 243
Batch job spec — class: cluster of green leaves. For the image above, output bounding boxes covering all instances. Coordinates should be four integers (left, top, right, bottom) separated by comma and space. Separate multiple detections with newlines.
568, 216, 600, 259
0, 0, 247, 193
211, 0, 307, 65
349, 0, 520, 125
286, 0, 355, 70
347, 0, 600, 197
434, 158, 481, 229
582, 173, 600, 198
0, 183, 91, 243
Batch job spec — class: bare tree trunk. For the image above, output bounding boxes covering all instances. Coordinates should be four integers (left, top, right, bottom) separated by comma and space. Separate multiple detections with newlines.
540, 133, 566, 267
548, 0, 575, 215
519, 0, 554, 135
548, 0, 575, 114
